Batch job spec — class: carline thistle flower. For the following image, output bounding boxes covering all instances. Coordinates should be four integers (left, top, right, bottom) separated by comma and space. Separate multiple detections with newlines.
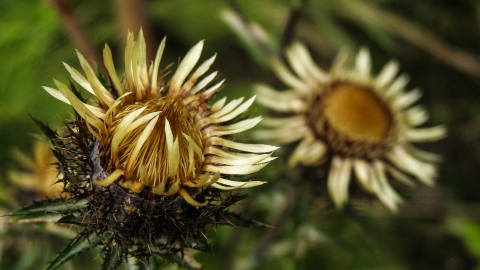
45, 32, 276, 205
254, 43, 446, 212
21, 31, 277, 267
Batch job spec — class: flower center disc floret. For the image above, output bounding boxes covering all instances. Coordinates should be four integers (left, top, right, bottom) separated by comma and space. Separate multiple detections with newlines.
105, 97, 204, 196
309, 81, 398, 159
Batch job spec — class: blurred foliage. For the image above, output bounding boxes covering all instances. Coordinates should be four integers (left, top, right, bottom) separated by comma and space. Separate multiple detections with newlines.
2, 0, 480, 269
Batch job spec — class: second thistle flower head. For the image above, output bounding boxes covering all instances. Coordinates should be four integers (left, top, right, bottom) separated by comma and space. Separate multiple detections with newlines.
255, 43, 446, 212
45, 31, 276, 206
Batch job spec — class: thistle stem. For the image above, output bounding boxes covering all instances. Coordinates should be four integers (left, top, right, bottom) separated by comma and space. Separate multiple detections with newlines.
252, 186, 299, 264
280, 7, 302, 51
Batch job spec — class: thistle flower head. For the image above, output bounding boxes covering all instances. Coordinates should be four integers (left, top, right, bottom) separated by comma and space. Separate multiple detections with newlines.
22, 31, 276, 267
44, 31, 276, 206
255, 43, 446, 211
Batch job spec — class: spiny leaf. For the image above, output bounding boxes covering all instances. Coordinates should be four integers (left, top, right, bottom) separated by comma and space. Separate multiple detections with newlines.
102, 242, 123, 270
8, 212, 62, 223
30, 116, 71, 175
45, 234, 101, 270
30, 116, 61, 148
9, 198, 87, 216
57, 214, 89, 227
221, 193, 251, 208
216, 211, 269, 227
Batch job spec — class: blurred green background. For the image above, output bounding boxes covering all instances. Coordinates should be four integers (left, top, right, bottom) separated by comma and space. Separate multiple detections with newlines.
1, 0, 480, 269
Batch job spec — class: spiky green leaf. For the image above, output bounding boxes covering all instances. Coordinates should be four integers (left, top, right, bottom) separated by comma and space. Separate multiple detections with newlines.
8, 212, 62, 223
45, 234, 101, 270
30, 116, 61, 148
9, 198, 87, 216
102, 242, 123, 270
216, 211, 269, 227
57, 214, 89, 227
30, 116, 71, 175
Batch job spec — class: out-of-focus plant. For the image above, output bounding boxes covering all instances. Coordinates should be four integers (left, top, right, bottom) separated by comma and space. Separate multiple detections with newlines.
8, 140, 63, 200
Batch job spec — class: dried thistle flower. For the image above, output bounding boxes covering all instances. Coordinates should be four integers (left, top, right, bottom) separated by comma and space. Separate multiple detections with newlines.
254, 43, 446, 211
10, 31, 276, 269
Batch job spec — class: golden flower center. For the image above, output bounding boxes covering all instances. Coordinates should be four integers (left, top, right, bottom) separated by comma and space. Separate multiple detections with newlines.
310, 82, 396, 159
323, 83, 392, 143
108, 97, 204, 191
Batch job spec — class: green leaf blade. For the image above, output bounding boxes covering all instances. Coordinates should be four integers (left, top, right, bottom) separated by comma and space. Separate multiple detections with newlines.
9, 198, 88, 217
45, 234, 101, 270
102, 243, 123, 270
